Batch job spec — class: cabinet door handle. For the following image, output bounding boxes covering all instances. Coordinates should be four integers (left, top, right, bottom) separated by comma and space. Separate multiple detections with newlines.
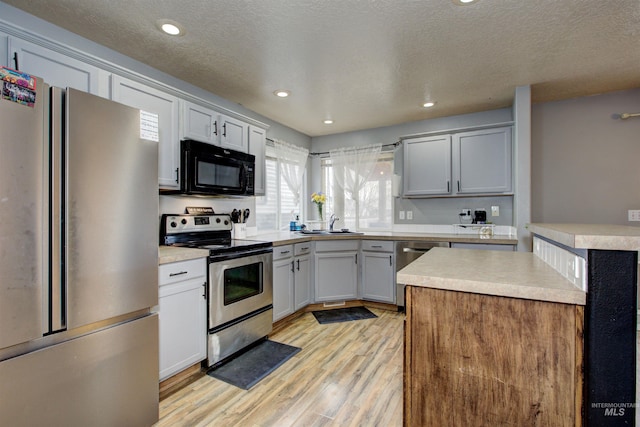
169, 271, 188, 277
202, 282, 208, 299
355, 254, 358, 265
389, 255, 392, 266
447, 181, 450, 193
297, 259, 300, 271
13, 52, 19, 70
222, 123, 227, 137
213, 120, 218, 136
291, 260, 295, 273
175, 168, 179, 184
457, 180, 460, 192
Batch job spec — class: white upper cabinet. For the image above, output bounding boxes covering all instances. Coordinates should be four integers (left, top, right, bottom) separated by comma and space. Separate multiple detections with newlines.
111, 75, 180, 189
454, 126, 512, 194
248, 125, 266, 196
219, 114, 248, 153
8, 37, 106, 96
181, 100, 218, 144
402, 125, 512, 197
403, 135, 452, 196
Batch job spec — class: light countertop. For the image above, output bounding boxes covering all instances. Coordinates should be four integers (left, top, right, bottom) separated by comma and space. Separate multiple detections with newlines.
397, 247, 585, 305
528, 223, 640, 251
255, 231, 518, 247
158, 231, 517, 264
158, 246, 209, 265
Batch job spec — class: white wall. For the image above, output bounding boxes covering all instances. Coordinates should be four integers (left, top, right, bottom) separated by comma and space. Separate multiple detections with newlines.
531, 88, 640, 225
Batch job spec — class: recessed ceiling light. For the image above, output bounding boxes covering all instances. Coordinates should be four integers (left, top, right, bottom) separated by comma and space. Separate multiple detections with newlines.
323, 119, 334, 125
423, 101, 436, 108
452, 0, 479, 5
156, 19, 184, 36
274, 90, 290, 98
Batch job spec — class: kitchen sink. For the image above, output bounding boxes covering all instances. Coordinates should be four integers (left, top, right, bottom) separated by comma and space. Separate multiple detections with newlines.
297, 230, 329, 234
328, 230, 363, 234
296, 229, 363, 235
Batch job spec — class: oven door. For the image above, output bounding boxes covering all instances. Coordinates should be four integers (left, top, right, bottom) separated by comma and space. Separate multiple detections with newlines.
208, 249, 273, 329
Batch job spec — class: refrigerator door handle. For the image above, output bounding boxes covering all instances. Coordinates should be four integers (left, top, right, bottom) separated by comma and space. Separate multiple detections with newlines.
49, 87, 66, 333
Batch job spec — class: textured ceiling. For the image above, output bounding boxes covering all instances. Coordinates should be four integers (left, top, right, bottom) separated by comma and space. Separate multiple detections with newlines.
4, 0, 639, 136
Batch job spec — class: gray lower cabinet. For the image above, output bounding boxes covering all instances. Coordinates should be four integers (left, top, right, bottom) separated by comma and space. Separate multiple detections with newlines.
315, 240, 359, 302
273, 243, 312, 321
361, 240, 395, 303
293, 243, 312, 310
273, 245, 295, 322
158, 258, 207, 381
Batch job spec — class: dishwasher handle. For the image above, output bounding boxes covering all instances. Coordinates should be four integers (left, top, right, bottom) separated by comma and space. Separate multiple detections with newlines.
402, 247, 438, 253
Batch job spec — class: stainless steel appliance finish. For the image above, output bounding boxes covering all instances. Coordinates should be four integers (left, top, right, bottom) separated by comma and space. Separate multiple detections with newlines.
0, 73, 159, 426
160, 213, 273, 367
395, 241, 450, 307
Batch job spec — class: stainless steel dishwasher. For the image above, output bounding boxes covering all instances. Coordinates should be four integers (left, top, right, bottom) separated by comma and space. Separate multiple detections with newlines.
395, 241, 450, 308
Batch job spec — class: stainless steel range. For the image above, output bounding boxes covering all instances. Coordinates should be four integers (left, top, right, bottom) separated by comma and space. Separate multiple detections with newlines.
160, 213, 273, 367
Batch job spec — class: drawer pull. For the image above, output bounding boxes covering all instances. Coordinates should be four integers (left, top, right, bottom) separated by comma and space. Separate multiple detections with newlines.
371, 245, 383, 248
279, 250, 291, 255
169, 271, 188, 277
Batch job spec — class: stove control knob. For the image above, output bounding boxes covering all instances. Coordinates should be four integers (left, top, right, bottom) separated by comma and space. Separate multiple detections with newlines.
216, 218, 221, 223
224, 220, 229, 225
170, 221, 177, 228
181, 218, 187, 225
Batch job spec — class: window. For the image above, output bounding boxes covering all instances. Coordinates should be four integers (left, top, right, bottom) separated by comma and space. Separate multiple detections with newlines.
255, 148, 306, 232
321, 151, 394, 231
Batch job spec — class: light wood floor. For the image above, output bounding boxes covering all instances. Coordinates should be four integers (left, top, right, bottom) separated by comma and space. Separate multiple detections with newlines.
156, 307, 404, 426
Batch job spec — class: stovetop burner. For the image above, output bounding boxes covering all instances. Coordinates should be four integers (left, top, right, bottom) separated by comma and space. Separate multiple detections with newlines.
160, 214, 272, 255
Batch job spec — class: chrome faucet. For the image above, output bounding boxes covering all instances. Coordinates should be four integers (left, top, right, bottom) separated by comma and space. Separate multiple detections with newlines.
329, 214, 339, 232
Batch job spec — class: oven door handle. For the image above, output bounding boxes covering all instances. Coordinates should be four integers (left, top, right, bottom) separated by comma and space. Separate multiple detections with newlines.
209, 247, 273, 262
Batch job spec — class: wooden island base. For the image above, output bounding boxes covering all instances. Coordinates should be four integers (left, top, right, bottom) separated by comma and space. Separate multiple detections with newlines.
404, 286, 584, 426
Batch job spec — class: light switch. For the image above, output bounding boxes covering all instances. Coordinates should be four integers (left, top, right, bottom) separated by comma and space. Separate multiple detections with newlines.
407, 210, 413, 220
399, 210, 405, 220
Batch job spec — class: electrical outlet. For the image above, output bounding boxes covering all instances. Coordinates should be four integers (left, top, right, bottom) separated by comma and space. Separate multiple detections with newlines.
628, 210, 640, 221
491, 206, 500, 217
407, 210, 413, 220
399, 210, 405, 220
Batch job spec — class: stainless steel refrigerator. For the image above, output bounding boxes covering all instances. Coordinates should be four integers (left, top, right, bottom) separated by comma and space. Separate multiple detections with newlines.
0, 69, 159, 426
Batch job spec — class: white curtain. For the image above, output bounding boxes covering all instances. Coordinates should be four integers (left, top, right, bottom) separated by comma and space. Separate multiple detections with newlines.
271, 139, 309, 206
329, 143, 382, 227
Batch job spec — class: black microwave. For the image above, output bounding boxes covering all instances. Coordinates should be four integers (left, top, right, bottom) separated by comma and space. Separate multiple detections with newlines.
170, 139, 255, 196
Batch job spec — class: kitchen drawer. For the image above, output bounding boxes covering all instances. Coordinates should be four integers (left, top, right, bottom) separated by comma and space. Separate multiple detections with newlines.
315, 240, 359, 252
361, 240, 393, 252
294, 242, 312, 256
159, 258, 206, 286
273, 245, 294, 260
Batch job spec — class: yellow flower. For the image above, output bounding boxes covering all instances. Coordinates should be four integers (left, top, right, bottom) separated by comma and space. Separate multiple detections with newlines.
311, 192, 326, 205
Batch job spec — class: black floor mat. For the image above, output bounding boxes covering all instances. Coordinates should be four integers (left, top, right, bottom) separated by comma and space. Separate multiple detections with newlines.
312, 306, 378, 324
207, 340, 301, 390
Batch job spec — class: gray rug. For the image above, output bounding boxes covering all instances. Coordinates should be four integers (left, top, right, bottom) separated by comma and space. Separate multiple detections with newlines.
312, 306, 377, 324
207, 340, 300, 390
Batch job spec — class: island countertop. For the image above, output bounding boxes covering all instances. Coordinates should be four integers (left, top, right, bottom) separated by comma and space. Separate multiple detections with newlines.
397, 247, 585, 305
528, 223, 640, 251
